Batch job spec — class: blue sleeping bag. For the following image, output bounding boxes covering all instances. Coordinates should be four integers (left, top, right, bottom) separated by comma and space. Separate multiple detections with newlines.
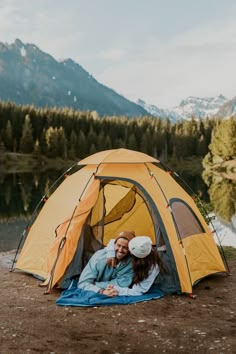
56, 281, 164, 307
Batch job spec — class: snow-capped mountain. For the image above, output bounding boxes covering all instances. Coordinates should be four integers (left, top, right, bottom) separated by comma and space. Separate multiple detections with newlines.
216, 96, 236, 118
137, 95, 230, 121
136, 99, 182, 122
174, 95, 228, 119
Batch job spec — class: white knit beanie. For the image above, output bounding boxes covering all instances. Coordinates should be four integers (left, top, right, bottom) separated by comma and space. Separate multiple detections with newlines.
128, 236, 152, 258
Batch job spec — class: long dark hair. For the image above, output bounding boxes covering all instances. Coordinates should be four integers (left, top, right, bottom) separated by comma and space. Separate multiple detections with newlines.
132, 248, 162, 285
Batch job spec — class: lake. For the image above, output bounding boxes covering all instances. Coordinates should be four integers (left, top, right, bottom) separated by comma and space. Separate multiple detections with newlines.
0, 167, 235, 252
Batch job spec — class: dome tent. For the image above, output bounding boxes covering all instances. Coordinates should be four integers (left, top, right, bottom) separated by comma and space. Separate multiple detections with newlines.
14, 148, 227, 294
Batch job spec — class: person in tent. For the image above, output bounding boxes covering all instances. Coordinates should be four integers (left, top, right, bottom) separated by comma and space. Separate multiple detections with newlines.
77, 230, 135, 295
102, 236, 162, 296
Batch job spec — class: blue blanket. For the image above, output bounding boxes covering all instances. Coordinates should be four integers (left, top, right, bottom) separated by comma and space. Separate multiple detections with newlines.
56, 284, 164, 307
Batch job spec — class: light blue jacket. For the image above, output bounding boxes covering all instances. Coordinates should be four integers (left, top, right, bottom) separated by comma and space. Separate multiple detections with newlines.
113, 265, 159, 296
77, 247, 133, 293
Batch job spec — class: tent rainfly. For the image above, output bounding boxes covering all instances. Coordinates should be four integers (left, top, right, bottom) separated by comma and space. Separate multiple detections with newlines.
14, 148, 227, 294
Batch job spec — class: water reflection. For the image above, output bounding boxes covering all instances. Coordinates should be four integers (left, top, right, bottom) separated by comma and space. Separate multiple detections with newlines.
178, 172, 209, 203
0, 169, 67, 251
0, 171, 63, 219
0, 170, 210, 219
0, 217, 29, 252
202, 170, 236, 224
0, 168, 235, 251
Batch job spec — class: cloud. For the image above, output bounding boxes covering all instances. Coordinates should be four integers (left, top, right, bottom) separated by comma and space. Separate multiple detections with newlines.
98, 48, 126, 61
0, 1, 83, 57
0, 0, 236, 108
97, 18, 236, 108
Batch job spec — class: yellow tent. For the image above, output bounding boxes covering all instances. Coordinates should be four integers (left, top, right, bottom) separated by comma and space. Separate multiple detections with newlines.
15, 148, 226, 294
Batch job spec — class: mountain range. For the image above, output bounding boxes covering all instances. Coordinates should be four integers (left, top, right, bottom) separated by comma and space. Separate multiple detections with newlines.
0, 39, 235, 120
137, 95, 235, 121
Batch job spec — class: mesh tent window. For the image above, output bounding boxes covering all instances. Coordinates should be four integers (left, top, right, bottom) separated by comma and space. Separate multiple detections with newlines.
171, 200, 204, 239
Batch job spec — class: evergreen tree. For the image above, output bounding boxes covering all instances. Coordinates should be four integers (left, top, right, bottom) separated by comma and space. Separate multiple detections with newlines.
204, 117, 215, 147
140, 132, 148, 154
68, 130, 77, 159
4, 120, 13, 151
182, 119, 198, 156
89, 143, 97, 155
197, 134, 208, 157
19, 115, 34, 153
152, 127, 165, 158
208, 177, 236, 222
140, 128, 152, 155
33, 139, 41, 158
87, 126, 97, 152
209, 118, 236, 161
97, 130, 105, 151
127, 133, 138, 151
113, 137, 125, 149
39, 129, 48, 155
162, 117, 172, 158
57, 126, 67, 159
77, 130, 87, 158
0, 139, 6, 162
104, 135, 112, 150
45, 127, 58, 158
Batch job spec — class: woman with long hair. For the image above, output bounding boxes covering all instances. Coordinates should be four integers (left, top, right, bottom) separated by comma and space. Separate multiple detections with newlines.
104, 236, 162, 296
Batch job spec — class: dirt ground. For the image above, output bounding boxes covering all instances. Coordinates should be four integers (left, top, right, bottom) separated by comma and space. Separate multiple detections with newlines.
1, 251, 236, 354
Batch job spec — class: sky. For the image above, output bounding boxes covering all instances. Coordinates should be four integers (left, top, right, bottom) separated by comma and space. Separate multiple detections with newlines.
0, 0, 236, 108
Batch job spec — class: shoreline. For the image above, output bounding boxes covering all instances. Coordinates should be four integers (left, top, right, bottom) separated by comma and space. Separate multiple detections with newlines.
0, 152, 78, 174
211, 214, 236, 248
0, 249, 16, 269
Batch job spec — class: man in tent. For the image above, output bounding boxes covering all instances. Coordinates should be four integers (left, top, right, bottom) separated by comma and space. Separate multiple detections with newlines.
77, 231, 135, 295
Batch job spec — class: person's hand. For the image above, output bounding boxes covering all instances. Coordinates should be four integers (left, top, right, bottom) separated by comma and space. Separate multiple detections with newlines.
102, 285, 118, 297
106, 284, 114, 289
106, 257, 117, 268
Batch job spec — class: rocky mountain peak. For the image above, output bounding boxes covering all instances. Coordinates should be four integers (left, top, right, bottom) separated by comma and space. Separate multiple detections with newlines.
0, 39, 148, 117
137, 95, 232, 121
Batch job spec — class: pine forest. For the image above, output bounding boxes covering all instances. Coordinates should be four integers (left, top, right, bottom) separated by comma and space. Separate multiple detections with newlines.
0, 101, 235, 165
